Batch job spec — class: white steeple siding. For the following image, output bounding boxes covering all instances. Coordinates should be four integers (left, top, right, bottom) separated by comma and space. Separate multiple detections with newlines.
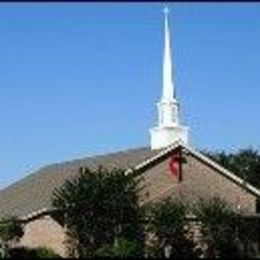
150, 7, 189, 150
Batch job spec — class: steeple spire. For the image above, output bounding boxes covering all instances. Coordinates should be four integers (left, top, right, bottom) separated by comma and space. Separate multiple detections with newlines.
162, 6, 175, 101
150, 7, 189, 150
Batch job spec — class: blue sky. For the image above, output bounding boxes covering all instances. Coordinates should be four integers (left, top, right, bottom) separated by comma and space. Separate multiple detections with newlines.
1, 3, 260, 188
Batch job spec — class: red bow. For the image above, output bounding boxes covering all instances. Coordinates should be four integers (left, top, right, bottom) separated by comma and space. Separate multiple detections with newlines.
168, 152, 182, 178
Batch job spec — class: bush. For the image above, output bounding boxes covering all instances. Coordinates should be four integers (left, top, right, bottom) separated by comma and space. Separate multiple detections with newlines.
52, 167, 144, 257
145, 198, 199, 258
0, 216, 24, 258
96, 238, 138, 257
8, 246, 60, 258
195, 197, 258, 258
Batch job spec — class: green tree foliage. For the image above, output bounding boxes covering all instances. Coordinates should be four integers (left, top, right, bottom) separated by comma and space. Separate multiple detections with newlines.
195, 197, 258, 258
52, 166, 144, 257
203, 148, 260, 189
0, 217, 23, 243
145, 199, 199, 258
0, 216, 24, 258
96, 237, 138, 257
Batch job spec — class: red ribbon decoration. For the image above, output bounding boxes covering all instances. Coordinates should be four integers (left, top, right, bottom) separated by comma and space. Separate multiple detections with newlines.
168, 152, 181, 178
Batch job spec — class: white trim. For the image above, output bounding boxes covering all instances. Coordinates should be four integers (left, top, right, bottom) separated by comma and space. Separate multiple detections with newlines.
125, 140, 184, 175
20, 207, 49, 221
185, 145, 260, 197
128, 141, 260, 198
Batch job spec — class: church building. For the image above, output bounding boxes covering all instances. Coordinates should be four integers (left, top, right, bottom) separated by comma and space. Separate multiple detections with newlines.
0, 8, 259, 257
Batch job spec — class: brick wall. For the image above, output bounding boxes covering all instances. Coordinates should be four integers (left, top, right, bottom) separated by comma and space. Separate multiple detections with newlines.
140, 151, 257, 213
19, 215, 67, 257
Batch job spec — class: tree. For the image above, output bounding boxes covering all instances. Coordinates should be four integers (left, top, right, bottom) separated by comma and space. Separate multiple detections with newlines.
0, 216, 24, 258
145, 198, 199, 258
52, 166, 145, 257
195, 197, 258, 258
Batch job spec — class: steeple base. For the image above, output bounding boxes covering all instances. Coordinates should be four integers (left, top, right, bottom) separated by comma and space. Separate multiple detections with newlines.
150, 125, 189, 150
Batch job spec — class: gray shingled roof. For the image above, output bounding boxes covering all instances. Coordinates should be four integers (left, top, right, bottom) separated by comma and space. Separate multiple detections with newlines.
0, 147, 160, 219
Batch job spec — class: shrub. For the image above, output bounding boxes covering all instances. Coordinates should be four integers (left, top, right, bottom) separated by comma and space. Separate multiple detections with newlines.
195, 197, 258, 258
52, 166, 144, 257
145, 198, 199, 258
96, 238, 138, 257
8, 246, 60, 258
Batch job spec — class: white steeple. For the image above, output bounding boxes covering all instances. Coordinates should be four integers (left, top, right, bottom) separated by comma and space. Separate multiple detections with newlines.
162, 6, 174, 102
150, 7, 189, 150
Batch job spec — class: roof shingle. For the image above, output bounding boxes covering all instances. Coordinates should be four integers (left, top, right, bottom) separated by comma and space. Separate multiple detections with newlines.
0, 146, 159, 219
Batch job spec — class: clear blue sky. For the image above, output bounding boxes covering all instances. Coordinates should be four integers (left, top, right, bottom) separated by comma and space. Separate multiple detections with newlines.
1, 3, 260, 188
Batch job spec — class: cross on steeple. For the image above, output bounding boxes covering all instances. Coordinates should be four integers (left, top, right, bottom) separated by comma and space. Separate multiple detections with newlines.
163, 6, 169, 15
